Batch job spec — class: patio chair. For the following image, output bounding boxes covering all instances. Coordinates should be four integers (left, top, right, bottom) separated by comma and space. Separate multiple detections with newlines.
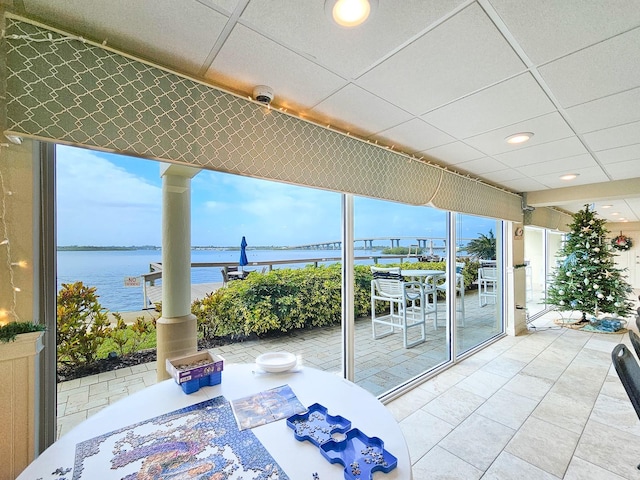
370, 266, 428, 348
435, 262, 465, 326
611, 343, 640, 470
222, 266, 248, 285
478, 266, 498, 307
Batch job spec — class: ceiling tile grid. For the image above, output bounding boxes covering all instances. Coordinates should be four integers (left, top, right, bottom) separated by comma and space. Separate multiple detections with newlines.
420, 73, 555, 139
6, 0, 640, 221
356, 2, 526, 115
3, 16, 524, 223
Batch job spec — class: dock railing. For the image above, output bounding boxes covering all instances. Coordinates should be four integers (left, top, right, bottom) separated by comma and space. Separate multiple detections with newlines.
140, 254, 414, 309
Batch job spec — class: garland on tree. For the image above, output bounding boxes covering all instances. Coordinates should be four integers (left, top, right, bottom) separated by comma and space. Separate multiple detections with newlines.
611, 232, 633, 251
546, 205, 634, 322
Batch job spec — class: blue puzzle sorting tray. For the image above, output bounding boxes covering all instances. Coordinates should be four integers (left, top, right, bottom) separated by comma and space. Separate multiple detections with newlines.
286, 403, 351, 446
320, 428, 397, 480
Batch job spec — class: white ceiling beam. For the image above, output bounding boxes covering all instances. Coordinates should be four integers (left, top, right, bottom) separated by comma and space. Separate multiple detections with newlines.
527, 178, 640, 207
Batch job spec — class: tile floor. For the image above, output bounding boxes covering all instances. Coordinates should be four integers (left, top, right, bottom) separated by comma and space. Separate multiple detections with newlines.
387, 310, 640, 479
56, 307, 640, 478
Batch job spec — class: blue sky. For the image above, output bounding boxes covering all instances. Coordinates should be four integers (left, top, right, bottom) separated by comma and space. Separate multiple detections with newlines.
56, 145, 494, 247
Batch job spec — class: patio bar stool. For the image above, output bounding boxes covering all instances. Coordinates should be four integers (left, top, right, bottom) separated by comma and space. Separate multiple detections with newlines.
370, 266, 427, 348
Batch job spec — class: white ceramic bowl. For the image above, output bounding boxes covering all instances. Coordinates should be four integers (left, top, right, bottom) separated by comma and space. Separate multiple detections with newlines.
255, 351, 297, 373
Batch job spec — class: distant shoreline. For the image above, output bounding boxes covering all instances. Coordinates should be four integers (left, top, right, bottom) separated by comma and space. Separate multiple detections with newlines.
57, 245, 325, 251
57, 245, 388, 252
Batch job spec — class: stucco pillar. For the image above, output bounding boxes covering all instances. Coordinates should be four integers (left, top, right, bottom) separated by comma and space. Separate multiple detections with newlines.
505, 222, 527, 336
156, 163, 200, 382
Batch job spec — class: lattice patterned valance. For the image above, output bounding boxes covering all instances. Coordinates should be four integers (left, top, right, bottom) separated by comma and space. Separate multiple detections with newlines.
1, 15, 523, 221
524, 207, 572, 232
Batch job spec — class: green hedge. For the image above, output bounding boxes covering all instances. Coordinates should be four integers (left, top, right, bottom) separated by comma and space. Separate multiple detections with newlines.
192, 261, 479, 342
193, 264, 371, 340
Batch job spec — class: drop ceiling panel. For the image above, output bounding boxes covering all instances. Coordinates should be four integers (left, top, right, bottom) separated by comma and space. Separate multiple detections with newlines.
531, 166, 610, 189
605, 161, 640, 181
24, 0, 229, 75
583, 121, 640, 151
311, 84, 414, 138
515, 154, 598, 177
595, 144, 640, 165
485, 169, 525, 183
237, 0, 467, 79
374, 119, 454, 154
538, 28, 640, 108
566, 87, 640, 134
463, 112, 575, 156
455, 157, 507, 175
494, 136, 588, 168
489, 0, 640, 64
207, 24, 348, 111
200, 0, 239, 15
420, 73, 555, 139
423, 142, 485, 165
500, 177, 547, 192
357, 3, 526, 115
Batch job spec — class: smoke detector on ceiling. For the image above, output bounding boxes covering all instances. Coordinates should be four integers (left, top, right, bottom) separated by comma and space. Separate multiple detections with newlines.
253, 85, 274, 105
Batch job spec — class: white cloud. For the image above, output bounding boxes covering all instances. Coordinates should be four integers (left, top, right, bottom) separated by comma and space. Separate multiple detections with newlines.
56, 146, 162, 245
192, 171, 342, 246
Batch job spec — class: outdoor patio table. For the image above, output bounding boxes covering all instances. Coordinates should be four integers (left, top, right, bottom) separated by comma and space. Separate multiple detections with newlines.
18, 363, 412, 479
401, 269, 444, 288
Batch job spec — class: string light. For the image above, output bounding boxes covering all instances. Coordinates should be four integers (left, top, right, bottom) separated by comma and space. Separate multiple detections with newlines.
0, 165, 23, 324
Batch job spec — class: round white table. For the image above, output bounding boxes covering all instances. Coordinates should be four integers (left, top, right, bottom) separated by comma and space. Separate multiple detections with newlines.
20, 364, 412, 479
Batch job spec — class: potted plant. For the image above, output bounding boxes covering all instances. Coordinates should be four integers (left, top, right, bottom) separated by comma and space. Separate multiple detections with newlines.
0, 320, 45, 343
0, 321, 46, 478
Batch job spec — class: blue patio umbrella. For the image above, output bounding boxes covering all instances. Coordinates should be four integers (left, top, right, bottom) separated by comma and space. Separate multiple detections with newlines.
239, 236, 248, 273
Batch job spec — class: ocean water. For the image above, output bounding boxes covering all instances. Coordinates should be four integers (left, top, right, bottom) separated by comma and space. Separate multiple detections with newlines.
56, 248, 402, 312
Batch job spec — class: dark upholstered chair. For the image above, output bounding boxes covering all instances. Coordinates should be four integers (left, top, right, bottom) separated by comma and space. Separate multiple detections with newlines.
611, 343, 640, 470
629, 330, 640, 360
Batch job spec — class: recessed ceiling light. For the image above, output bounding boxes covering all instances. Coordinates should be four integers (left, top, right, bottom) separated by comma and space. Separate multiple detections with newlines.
618, 218, 626, 221
559, 173, 579, 181
505, 132, 534, 144
326, 0, 376, 27
601, 204, 613, 209
611, 212, 620, 216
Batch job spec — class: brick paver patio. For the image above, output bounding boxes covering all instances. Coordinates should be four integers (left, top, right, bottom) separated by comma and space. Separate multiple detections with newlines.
57, 289, 499, 438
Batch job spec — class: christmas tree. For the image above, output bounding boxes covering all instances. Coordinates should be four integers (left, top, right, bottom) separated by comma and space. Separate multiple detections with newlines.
546, 204, 634, 322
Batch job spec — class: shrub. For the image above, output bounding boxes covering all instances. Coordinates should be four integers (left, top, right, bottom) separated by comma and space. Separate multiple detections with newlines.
193, 264, 373, 342
57, 281, 111, 366
104, 313, 156, 357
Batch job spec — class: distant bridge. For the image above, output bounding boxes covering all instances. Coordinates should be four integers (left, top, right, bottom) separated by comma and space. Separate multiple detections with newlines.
287, 237, 447, 250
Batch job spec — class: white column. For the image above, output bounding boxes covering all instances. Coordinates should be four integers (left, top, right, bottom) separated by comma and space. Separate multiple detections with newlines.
505, 222, 527, 336
156, 163, 201, 382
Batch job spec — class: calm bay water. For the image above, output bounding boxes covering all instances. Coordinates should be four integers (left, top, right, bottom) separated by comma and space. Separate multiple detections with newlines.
57, 248, 398, 312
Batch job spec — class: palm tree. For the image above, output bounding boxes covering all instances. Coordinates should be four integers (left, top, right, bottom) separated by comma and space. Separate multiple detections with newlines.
466, 230, 496, 260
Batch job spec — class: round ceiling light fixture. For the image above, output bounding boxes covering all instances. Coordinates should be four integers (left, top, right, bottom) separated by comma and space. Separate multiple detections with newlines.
505, 132, 534, 145
326, 0, 376, 27
559, 173, 579, 181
